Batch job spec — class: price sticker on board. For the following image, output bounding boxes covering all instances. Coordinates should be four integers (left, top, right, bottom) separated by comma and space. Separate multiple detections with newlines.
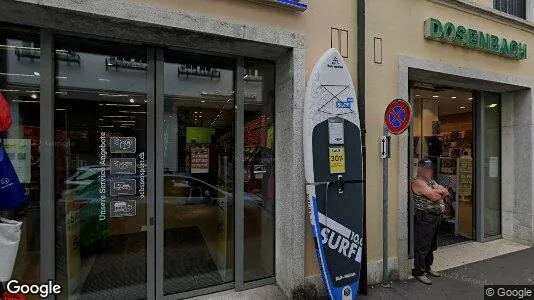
329, 146, 346, 174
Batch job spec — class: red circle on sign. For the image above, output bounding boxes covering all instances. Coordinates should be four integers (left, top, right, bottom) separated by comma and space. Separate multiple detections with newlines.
384, 99, 412, 135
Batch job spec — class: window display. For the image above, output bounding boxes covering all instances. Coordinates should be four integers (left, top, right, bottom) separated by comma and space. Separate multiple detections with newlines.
0, 29, 41, 299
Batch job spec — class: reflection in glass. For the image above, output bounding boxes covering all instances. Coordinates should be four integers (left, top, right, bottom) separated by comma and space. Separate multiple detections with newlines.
54, 37, 148, 300
162, 51, 235, 295
243, 59, 275, 282
0, 28, 41, 299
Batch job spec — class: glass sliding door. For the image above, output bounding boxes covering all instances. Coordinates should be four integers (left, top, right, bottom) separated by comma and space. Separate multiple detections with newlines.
477, 92, 502, 239
243, 59, 275, 282
0, 27, 41, 295
160, 50, 235, 296
45, 38, 275, 298
54, 37, 151, 300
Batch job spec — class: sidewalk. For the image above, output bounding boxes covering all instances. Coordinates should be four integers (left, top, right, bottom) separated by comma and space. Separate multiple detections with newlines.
361, 246, 534, 300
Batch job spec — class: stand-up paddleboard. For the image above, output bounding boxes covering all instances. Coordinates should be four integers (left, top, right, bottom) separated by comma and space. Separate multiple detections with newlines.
304, 48, 364, 300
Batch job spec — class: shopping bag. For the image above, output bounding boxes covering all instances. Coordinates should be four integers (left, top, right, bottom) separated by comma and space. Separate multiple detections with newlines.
0, 218, 22, 282
0, 145, 26, 211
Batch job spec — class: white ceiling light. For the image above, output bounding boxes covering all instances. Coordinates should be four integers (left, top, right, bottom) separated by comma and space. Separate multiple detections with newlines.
129, 98, 135, 103
468, 97, 473, 100
105, 103, 140, 107
99, 93, 129, 97
12, 100, 39, 103
451, 96, 456, 99
415, 94, 420, 97
432, 95, 439, 98
460, 106, 466, 109
489, 103, 498, 108
118, 110, 146, 114
31, 94, 38, 99
0, 72, 37, 77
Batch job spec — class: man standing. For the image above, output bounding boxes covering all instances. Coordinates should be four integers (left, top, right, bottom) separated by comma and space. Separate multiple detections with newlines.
411, 158, 449, 284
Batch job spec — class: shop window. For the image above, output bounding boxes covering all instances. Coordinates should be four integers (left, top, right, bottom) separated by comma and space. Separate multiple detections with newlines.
53, 37, 149, 299
494, 0, 526, 19
0, 28, 41, 289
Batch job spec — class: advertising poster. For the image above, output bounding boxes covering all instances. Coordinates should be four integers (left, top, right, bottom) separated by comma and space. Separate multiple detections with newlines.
191, 147, 209, 173
4, 139, 31, 183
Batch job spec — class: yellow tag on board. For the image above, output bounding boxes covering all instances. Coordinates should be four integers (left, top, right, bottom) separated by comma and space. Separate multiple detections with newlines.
329, 146, 346, 174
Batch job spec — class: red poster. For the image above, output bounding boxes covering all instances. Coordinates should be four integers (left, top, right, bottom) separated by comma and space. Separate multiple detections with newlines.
191, 147, 209, 174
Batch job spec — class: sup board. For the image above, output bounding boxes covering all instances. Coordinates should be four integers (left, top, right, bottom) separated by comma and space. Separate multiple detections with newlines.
304, 48, 364, 300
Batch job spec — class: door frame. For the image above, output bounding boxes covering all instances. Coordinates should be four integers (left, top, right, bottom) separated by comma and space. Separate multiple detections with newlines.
39, 31, 158, 300
37, 30, 277, 300
147, 47, 157, 300
39, 35, 266, 300
152, 48, 275, 300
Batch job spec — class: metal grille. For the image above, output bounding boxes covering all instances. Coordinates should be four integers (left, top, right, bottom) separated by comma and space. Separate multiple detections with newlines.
494, 0, 527, 19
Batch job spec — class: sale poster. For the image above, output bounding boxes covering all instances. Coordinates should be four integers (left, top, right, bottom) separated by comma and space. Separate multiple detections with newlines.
191, 147, 209, 173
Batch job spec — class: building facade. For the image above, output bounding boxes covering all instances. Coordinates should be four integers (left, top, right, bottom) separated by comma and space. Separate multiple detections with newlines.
364, 0, 534, 284
1, 0, 534, 299
0, 0, 355, 299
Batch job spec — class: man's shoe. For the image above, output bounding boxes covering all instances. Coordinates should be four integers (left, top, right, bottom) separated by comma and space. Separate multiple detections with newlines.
426, 268, 441, 277
415, 275, 432, 285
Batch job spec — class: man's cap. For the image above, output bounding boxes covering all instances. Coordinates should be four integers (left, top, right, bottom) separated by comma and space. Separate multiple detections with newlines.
418, 158, 433, 169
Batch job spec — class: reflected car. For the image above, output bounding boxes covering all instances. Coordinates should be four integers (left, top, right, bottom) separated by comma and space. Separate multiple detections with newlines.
58, 167, 265, 248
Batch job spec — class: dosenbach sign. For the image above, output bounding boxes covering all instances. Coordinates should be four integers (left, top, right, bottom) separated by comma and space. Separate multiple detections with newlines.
424, 18, 527, 60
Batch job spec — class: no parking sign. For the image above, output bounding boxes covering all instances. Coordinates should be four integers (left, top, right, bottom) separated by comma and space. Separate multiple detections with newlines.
384, 98, 412, 135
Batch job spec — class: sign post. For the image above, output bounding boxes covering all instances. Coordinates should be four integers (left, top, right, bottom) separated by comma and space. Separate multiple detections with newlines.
382, 98, 412, 284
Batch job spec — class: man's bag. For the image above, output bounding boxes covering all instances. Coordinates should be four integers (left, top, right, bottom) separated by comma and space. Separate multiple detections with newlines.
0, 218, 22, 282
0, 145, 26, 211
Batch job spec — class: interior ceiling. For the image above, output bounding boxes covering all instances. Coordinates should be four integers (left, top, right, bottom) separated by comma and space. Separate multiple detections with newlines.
412, 86, 473, 116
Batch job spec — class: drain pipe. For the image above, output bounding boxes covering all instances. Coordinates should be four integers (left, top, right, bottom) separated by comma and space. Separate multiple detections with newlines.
356, 0, 368, 295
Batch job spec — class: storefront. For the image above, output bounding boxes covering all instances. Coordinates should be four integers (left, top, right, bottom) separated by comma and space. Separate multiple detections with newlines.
366, 0, 534, 283
10, 0, 532, 297
0, 0, 314, 298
